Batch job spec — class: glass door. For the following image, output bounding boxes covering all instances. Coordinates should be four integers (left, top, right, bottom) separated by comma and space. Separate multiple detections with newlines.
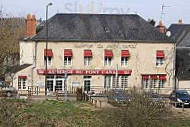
84, 76, 91, 92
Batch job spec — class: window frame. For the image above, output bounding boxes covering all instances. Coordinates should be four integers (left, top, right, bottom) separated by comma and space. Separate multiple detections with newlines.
104, 57, 112, 66
84, 57, 92, 66
121, 57, 129, 66
18, 78, 26, 90
64, 56, 72, 66
44, 56, 52, 67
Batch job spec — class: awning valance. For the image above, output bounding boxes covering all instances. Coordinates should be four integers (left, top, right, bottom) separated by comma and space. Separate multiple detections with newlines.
105, 50, 113, 57
44, 49, 53, 57
121, 50, 130, 57
18, 76, 27, 79
159, 75, 166, 81
156, 51, 165, 58
64, 49, 73, 57
84, 50, 92, 57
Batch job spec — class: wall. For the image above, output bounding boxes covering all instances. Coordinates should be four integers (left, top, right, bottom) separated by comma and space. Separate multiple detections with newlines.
14, 41, 175, 95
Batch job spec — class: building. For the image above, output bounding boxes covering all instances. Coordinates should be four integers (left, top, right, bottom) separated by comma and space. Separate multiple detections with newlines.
168, 20, 190, 92
12, 13, 175, 95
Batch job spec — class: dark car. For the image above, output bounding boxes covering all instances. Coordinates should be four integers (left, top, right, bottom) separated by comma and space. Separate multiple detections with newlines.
107, 89, 130, 103
169, 90, 190, 107
0, 81, 18, 97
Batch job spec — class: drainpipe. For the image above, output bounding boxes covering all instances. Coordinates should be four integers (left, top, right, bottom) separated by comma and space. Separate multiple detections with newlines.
31, 42, 37, 95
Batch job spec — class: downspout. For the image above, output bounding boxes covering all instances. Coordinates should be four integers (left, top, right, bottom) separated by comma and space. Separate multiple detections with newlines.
174, 42, 177, 90
31, 41, 37, 94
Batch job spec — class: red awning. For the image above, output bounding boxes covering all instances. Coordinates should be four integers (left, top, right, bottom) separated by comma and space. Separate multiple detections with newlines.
18, 76, 27, 79
105, 50, 113, 57
142, 75, 149, 80
159, 75, 166, 81
156, 51, 165, 58
84, 50, 92, 57
64, 49, 73, 57
121, 50, 130, 57
151, 75, 158, 80
44, 49, 53, 57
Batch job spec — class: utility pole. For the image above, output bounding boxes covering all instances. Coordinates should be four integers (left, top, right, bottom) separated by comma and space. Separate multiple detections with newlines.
160, 4, 170, 22
45, 3, 53, 96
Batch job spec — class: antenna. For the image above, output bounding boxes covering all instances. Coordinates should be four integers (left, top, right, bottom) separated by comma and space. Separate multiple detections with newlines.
160, 4, 170, 22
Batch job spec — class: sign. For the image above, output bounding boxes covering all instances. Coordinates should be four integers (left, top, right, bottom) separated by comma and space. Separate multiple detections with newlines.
37, 69, 132, 75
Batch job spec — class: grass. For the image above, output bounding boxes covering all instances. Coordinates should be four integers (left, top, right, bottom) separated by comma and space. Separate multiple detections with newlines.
1, 98, 190, 127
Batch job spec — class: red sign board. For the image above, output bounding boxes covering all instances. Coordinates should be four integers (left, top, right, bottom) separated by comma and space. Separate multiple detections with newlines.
37, 69, 132, 75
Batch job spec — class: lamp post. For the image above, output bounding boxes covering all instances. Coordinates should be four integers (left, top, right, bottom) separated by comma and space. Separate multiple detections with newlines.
45, 2, 53, 96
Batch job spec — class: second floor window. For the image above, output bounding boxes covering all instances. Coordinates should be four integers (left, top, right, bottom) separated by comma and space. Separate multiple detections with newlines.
104, 57, 112, 66
44, 56, 52, 66
121, 57, 129, 66
64, 57, 71, 65
84, 50, 92, 66
64, 49, 73, 66
156, 58, 164, 66
44, 49, 53, 67
156, 50, 165, 66
121, 50, 130, 66
84, 57, 92, 66
104, 50, 113, 66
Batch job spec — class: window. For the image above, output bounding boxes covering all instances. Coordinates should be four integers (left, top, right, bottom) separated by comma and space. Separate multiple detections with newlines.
44, 56, 52, 66
84, 57, 92, 66
143, 79, 149, 89
156, 51, 165, 66
18, 78, 26, 90
104, 76, 112, 88
112, 76, 119, 88
121, 57, 129, 66
64, 57, 71, 65
158, 80, 165, 88
150, 79, 157, 88
156, 58, 164, 66
121, 76, 128, 88
104, 57, 112, 66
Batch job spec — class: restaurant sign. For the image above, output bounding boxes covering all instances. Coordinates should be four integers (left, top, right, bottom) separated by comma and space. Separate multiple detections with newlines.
37, 69, 132, 75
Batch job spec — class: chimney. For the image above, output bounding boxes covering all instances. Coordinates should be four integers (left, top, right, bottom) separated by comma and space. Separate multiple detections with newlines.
178, 19, 183, 24
25, 14, 36, 37
156, 21, 167, 34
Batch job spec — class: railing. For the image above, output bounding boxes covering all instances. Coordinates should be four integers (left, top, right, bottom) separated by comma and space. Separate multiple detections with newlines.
28, 86, 40, 96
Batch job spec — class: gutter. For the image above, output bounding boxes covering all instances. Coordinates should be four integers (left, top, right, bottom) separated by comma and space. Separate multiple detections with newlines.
31, 41, 37, 94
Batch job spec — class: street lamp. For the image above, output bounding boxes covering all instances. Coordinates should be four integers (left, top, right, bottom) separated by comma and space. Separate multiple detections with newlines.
45, 2, 53, 96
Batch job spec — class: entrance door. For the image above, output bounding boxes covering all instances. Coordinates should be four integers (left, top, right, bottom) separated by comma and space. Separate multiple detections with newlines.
84, 76, 91, 92
55, 78, 65, 92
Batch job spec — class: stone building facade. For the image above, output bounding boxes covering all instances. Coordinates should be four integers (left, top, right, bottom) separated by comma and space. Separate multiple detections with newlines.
12, 13, 175, 95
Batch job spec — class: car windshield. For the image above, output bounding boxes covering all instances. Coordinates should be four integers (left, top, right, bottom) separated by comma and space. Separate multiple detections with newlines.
177, 92, 190, 98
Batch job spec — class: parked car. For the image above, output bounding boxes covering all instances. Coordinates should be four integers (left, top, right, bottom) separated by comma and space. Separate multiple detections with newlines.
149, 92, 164, 102
0, 81, 17, 97
169, 90, 190, 107
107, 89, 130, 103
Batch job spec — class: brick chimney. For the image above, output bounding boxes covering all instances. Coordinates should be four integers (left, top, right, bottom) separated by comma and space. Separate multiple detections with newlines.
178, 19, 183, 24
156, 21, 167, 34
25, 14, 36, 37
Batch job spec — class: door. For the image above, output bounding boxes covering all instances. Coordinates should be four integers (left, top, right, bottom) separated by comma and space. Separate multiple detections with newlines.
55, 78, 65, 92
84, 76, 91, 92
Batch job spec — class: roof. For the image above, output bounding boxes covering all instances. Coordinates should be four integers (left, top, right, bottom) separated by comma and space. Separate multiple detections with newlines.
176, 48, 190, 80
168, 24, 190, 47
30, 13, 172, 43
5, 64, 32, 73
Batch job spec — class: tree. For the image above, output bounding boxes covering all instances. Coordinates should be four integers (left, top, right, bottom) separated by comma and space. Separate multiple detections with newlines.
0, 8, 25, 65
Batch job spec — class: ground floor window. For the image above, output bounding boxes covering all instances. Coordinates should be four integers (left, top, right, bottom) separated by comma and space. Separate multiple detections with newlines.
142, 75, 166, 89
158, 80, 165, 88
104, 75, 129, 89
18, 78, 26, 90
46, 75, 66, 92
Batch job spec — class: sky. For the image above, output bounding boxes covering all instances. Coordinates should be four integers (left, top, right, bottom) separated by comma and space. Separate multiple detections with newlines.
0, 0, 190, 26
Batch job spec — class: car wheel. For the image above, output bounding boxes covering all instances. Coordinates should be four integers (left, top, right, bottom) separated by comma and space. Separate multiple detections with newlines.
7, 92, 12, 97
